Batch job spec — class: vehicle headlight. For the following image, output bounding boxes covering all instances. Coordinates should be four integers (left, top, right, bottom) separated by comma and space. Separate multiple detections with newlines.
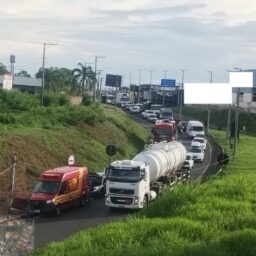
105, 194, 110, 203
134, 196, 139, 205
93, 186, 101, 191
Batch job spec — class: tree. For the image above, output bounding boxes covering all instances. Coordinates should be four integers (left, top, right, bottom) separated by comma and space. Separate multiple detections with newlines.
0, 63, 8, 75
36, 67, 75, 93
16, 70, 31, 77
72, 63, 96, 95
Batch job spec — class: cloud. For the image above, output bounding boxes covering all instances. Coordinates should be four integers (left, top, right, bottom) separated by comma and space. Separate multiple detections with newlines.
0, 0, 256, 83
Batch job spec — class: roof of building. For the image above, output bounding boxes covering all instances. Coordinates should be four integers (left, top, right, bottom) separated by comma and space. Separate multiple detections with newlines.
0, 75, 41, 87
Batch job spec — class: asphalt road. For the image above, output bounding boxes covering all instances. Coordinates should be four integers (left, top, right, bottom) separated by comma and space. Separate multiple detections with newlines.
34, 197, 129, 248
34, 110, 212, 248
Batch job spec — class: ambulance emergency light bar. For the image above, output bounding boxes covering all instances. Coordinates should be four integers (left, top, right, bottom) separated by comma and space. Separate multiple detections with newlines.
184, 72, 253, 104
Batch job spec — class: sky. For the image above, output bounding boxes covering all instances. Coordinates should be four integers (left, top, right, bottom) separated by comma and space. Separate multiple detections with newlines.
0, 0, 256, 86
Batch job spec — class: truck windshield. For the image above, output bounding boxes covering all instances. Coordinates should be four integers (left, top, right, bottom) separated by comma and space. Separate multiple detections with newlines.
33, 181, 60, 194
121, 97, 129, 102
151, 105, 161, 110
108, 168, 141, 182
192, 126, 204, 132
107, 95, 115, 101
161, 112, 172, 117
153, 128, 171, 135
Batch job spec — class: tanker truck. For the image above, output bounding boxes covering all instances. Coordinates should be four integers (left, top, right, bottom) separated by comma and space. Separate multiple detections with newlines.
105, 141, 186, 210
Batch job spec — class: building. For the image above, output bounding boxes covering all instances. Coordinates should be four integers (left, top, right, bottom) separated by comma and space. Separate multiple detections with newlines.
232, 69, 256, 112
0, 75, 41, 93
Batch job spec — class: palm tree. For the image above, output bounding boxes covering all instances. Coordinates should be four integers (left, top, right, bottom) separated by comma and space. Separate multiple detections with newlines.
72, 63, 96, 95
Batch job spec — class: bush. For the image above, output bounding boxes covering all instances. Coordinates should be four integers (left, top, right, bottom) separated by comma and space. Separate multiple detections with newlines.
0, 89, 39, 111
81, 95, 93, 106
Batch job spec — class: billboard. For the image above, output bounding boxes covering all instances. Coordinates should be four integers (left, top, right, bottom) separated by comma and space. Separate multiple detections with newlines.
184, 72, 253, 105
105, 74, 122, 87
184, 83, 232, 104
161, 79, 176, 87
3, 74, 13, 91
229, 72, 253, 88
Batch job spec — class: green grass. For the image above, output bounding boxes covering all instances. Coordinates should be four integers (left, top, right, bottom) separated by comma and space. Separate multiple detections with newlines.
31, 132, 256, 256
0, 104, 150, 191
174, 106, 256, 136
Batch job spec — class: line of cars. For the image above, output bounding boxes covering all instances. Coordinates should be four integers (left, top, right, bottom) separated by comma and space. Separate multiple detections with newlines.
181, 121, 207, 171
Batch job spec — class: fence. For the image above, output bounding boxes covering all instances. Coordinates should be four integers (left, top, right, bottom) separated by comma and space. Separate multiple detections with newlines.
0, 163, 29, 215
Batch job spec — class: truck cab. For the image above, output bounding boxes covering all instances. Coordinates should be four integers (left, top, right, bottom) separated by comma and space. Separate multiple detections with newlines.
150, 104, 162, 118
159, 108, 173, 120
151, 120, 177, 142
105, 160, 152, 209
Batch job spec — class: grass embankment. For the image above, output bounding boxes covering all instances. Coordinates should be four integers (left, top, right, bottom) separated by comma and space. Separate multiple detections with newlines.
0, 90, 149, 191
173, 106, 256, 136
31, 131, 256, 256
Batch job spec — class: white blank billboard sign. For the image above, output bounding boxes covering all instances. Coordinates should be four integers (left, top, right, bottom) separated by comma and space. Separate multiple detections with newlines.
229, 72, 253, 88
184, 83, 232, 104
3, 74, 13, 91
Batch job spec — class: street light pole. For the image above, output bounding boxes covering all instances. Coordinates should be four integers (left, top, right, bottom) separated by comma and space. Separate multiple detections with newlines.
94, 56, 105, 103
41, 43, 57, 106
207, 71, 213, 132
149, 70, 153, 102
179, 69, 187, 121
163, 70, 167, 107
138, 70, 142, 103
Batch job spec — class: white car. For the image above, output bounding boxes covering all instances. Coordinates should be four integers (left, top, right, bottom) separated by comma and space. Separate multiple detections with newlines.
130, 105, 140, 113
124, 103, 134, 111
190, 141, 202, 150
142, 110, 154, 119
188, 147, 205, 162
136, 103, 144, 112
192, 137, 207, 151
147, 114, 158, 123
182, 153, 194, 170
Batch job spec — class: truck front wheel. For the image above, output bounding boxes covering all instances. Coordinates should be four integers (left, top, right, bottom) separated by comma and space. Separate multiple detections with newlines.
142, 195, 148, 208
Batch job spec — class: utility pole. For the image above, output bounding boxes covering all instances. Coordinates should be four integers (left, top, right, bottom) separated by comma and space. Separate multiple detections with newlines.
41, 43, 57, 106
149, 71, 153, 102
97, 70, 103, 101
226, 104, 231, 142
138, 70, 142, 103
232, 67, 242, 159
163, 70, 167, 107
9, 155, 17, 210
207, 71, 213, 132
233, 88, 240, 159
94, 56, 105, 103
179, 69, 187, 121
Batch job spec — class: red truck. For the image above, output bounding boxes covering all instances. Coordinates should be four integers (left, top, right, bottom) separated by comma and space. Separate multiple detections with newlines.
26, 156, 90, 215
151, 119, 177, 142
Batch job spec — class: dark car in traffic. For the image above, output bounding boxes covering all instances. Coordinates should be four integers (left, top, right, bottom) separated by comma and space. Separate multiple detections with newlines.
89, 172, 106, 197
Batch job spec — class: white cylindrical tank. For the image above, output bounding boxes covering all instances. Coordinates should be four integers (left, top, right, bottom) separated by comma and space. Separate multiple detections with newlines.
132, 141, 186, 182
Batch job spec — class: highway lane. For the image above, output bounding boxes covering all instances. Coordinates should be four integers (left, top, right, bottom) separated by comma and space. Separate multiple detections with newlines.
34, 110, 212, 248
34, 197, 129, 248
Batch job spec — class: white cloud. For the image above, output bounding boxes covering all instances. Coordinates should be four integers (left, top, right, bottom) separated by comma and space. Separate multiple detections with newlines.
0, 0, 256, 83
